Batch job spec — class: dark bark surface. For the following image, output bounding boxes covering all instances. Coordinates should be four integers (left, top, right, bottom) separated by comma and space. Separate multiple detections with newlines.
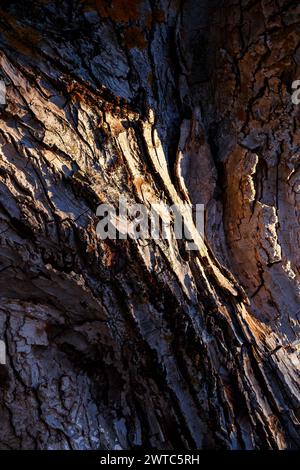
0, 0, 299, 450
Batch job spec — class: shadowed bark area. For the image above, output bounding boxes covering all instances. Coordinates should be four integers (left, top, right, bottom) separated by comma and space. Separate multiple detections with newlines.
0, 0, 299, 450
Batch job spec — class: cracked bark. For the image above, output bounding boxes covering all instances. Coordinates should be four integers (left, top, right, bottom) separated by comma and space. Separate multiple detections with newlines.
0, 0, 299, 450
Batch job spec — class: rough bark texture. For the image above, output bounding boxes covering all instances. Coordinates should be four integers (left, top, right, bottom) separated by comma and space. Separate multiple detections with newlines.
0, 0, 299, 450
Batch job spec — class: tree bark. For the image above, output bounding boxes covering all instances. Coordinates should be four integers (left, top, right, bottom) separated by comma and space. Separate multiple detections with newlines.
0, 0, 299, 450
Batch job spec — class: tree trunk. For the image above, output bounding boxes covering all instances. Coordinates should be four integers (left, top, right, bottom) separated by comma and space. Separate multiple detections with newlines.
0, 0, 299, 450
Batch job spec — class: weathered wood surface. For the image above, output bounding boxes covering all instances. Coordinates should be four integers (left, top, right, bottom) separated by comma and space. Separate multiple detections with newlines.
0, 0, 299, 449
